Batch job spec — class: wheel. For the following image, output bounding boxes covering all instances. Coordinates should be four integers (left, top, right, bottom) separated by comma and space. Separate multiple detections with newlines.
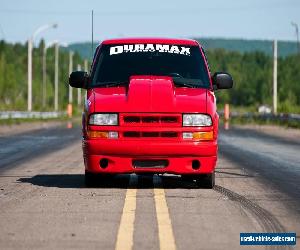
195, 172, 215, 189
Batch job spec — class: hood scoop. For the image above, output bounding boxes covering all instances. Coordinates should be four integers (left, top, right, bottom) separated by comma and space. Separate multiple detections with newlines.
127, 75, 175, 112
92, 75, 207, 113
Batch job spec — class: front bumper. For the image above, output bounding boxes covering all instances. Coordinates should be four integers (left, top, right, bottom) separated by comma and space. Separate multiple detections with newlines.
82, 139, 217, 174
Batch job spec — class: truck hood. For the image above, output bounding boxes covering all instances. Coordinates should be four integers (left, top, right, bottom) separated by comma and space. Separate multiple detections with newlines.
91, 76, 207, 113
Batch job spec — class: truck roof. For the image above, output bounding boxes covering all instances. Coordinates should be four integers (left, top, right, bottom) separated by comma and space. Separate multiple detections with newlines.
101, 37, 199, 46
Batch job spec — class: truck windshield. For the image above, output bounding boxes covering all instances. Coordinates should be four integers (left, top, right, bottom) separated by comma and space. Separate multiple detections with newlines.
91, 44, 211, 88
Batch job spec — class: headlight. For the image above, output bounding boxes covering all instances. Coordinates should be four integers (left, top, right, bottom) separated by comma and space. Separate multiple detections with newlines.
89, 113, 118, 125
182, 114, 212, 126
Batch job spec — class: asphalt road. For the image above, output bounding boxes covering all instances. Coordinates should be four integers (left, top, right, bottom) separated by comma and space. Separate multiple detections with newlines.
0, 123, 299, 250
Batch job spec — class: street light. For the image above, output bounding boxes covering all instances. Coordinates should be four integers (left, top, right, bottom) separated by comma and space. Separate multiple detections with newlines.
27, 23, 57, 111
291, 22, 300, 54
54, 41, 59, 111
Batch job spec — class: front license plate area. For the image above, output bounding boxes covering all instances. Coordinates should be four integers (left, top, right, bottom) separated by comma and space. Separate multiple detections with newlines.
132, 159, 169, 169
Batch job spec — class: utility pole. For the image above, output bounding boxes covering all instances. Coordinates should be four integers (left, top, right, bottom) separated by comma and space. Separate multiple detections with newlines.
42, 41, 60, 109
42, 43, 49, 109
42, 41, 56, 109
77, 64, 82, 107
28, 39, 33, 111
291, 22, 300, 54
273, 40, 278, 115
54, 42, 59, 111
42, 43, 46, 108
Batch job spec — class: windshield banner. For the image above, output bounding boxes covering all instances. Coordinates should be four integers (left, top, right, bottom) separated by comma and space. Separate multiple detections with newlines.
109, 44, 191, 56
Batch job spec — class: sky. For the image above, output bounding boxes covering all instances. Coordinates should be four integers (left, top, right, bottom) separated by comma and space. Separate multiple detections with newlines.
0, 0, 299, 45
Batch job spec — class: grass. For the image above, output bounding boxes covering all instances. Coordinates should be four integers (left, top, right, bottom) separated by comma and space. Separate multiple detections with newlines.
221, 115, 300, 129
217, 105, 300, 129
217, 104, 300, 114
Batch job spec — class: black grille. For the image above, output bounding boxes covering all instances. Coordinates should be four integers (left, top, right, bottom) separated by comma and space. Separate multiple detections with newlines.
161, 117, 178, 123
142, 132, 159, 137
123, 131, 140, 137
161, 132, 177, 137
124, 116, 140, 123
142, 116, 159, 123
123, 131, 178, 138
122, 114, 180, 125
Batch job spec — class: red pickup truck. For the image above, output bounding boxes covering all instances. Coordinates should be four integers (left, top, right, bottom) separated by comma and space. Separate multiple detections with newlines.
69, 38, 233, 188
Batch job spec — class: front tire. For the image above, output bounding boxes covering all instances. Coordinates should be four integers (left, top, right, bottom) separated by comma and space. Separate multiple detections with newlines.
195, 172, 215, 189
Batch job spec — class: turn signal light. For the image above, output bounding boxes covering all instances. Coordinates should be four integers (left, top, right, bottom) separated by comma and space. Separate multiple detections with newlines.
87, 131, 118, 139
182, 131, 213, 140
87, 131, 108, 138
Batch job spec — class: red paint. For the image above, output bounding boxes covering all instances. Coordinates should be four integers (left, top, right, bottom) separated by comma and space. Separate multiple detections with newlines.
101, 37, 199, 46
82, 38, 220, 175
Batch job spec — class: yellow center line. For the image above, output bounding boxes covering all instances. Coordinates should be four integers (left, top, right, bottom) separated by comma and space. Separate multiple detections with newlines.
115, 174, 138, 250
153, 175, 177, 250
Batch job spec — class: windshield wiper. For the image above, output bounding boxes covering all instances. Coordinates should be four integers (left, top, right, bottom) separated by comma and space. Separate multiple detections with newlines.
93, 81, 129, 87
93, 78, 207, 88
174, 82, 199, 88
172, 77, 205, 88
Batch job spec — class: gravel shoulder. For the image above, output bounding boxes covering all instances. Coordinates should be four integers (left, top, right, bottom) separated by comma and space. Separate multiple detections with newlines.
0, 121, 64, 136
0, 118, 81, 137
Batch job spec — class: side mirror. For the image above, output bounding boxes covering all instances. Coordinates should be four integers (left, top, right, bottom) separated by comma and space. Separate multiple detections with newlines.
69, 71, 89, 89
212, 72, 233, 90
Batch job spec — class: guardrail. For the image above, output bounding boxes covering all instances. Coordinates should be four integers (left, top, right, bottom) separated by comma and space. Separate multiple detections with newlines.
219, 111, 300, 123
2, 110, 299, 123
0, 111, 66, 120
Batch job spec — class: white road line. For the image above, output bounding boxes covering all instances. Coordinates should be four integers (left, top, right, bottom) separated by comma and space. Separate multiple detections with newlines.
153, 175, 176, 250
115, 174, 138, 250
